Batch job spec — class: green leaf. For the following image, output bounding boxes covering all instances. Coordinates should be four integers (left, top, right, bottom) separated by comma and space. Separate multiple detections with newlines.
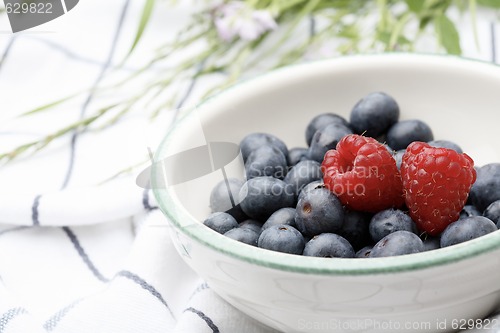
405, 0, 424, 13
435, 15, 461, 54
123, 0, 155, 61
419, 16, 432, 29
19, 94, 79, 117
477, 0, 500, 8
424, 0, 452, 11
337, 24, 359, 39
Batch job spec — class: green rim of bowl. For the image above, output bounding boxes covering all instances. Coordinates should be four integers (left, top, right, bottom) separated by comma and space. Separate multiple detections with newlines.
153, 52, 500, 275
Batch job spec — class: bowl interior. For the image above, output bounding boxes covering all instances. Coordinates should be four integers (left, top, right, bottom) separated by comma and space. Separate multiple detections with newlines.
153, 53, 500, 274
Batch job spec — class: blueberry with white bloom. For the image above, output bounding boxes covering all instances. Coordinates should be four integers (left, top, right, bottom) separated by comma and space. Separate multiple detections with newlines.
203, 212, 239, 234
239, 132, 288, 162
303, 233, 355, 258
239, 177, 294, 221
288, 147, 309, 166
369, 208, 418, 243
386, 119, 434, 150
423, 236, 441, 252
284, 160, 323, 197
459, 205, 482, 220
239, 219, 263, 235
484, 200, 500, 227
428, 140, 463, 153
262, 207, 297, 231
370, 231, 424, 257
258, 224, 305, 255
356, 246, 373, 258
308, 123, 353, 162
210, 178, 247, 221
224, 227, 260, 246
440, 216, 497, 247
305, 113, 351, 146
245, 145, 288, 179
350, 92, 399, 137
295, 188, 344, 237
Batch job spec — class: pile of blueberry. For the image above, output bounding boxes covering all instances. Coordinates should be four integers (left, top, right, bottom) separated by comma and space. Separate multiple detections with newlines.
203, 92, 500, 258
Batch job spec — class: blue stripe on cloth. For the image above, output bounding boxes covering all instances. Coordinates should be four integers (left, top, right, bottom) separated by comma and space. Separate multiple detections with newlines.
0, 36, 16, 75
0, 226, 29, 237
142, 188, 158, 211
116, 270, 175, 319
43, 299, 82, 331
62, 227, 110, 282
184, 307, 220, 333
60, 0, 131, 189
0, 308, 28, 333
188, 282, 210, 301
31, 195, 41, 226
24, 36, 135, 70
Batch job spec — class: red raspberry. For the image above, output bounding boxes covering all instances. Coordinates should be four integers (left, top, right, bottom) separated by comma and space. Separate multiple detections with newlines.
401, 142, 476, 236
321, 134, 404, 213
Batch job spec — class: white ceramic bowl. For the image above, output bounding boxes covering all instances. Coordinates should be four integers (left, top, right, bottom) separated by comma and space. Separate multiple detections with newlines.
153, 54, 500, 333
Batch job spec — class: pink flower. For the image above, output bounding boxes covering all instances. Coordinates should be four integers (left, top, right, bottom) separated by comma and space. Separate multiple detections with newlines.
214, 2, 277, 42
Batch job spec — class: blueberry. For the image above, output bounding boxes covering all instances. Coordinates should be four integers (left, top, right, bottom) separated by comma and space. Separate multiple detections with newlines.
393, 149, 405, 170
339, 210, 372, 251
203, 212, 239, 234
470, 164, 500, 211
369, 209, 418, 243
224, 227, 260, 246
428, 140, 463, 153
245, 145, 288, 180
284, 160, 323, 197
305, 113, 351, 146
288, 147, 309, 166
422, 236, 441, 252
386, 120, 434, 150
308, 123, 352, 162
257, 225, 305, 255
350, 92, 399, 137
356, 246, 373, 258
297, 180, 325, 202
262, 208, 297, 231
210, 178, 247, 221
303, 233, 355, 258
383, 144, 394, 154
295, 188, 344, 237
239, 219, 263, 235
239, 177, 294, 221
484, 200, 500, 227
370, 231, 424, 257
240, 133, 288, 162
459, 205, 482, 219
440, 216, 497, 247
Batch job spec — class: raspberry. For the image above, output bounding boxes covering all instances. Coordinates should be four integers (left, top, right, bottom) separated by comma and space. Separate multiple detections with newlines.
401, 142, 476, 236
321, 134, 404, 213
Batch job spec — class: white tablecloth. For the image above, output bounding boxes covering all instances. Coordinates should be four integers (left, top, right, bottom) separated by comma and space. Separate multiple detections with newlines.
0, 1, 499, 332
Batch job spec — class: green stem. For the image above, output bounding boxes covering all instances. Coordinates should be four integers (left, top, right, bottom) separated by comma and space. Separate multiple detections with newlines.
388, 12, 411, 50
469, 0, 480, 50
245, 0, 321, 70
97, 157, 150, 185
0, 104, 118, 162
